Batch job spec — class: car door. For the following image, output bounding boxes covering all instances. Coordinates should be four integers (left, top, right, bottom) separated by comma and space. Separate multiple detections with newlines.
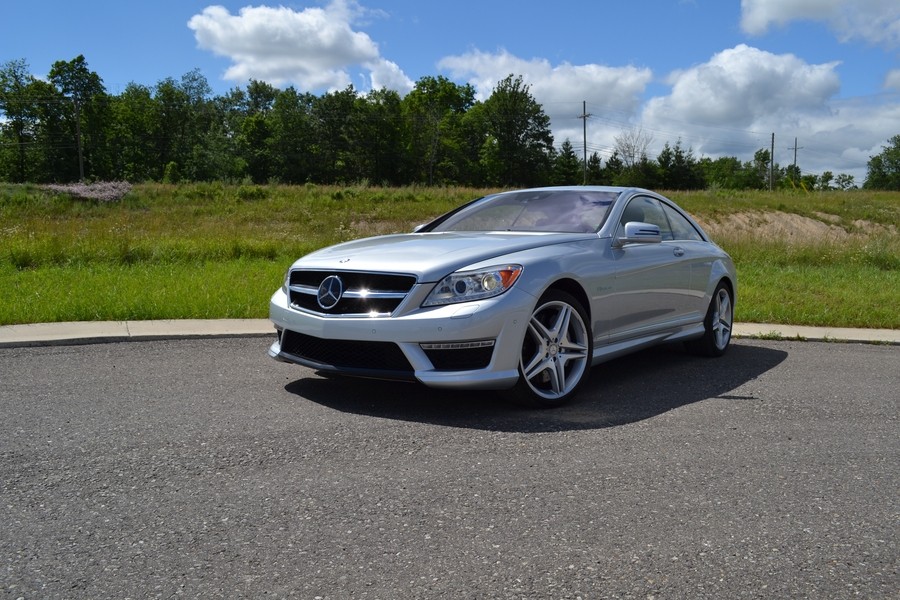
658, 200, 711, 323
603, 196, 696, 342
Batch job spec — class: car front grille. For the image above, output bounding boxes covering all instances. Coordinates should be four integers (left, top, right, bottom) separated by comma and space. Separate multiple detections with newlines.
288, 270, 417, 316
280, 329, 414, 377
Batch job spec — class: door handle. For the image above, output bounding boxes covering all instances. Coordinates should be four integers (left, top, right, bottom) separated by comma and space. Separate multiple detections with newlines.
673, 246, 685, 257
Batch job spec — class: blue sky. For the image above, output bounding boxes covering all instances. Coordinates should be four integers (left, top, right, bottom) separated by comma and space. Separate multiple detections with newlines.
4, 0, 900, 181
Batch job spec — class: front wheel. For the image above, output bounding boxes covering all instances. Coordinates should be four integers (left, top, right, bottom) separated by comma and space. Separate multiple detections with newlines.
504, 290, 592, 408
687, 281, 733, 357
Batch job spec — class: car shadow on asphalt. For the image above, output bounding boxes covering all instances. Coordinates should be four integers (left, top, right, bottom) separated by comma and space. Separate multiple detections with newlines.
283, 340, 788, 433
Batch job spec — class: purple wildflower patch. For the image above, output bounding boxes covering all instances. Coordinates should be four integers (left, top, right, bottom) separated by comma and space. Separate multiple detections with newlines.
41, 181, 133, 202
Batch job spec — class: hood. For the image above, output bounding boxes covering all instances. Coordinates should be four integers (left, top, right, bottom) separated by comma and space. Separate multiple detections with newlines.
292, 231, 591, 281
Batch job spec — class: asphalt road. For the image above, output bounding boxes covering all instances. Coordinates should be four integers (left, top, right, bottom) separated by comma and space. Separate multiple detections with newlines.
1, 337, 897, 599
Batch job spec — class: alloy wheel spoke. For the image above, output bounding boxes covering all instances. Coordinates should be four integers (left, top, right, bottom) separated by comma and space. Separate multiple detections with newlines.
522, 300, 591, 400
524, 354, 560, 392
550, 357, 565, 394
713, 292, 733, 348
528, 314, 553, 344
523, 351, 550, 381
549, 305, 572, 340
522, 321, 549, 379
559, 335, 589, 357
558, 307, 588, 360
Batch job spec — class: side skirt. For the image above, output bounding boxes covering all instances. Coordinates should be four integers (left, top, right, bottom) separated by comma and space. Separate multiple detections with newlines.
590, 323, 705, 366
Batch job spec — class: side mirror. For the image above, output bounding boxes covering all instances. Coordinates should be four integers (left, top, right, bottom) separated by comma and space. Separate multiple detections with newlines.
614, 222, 662, 247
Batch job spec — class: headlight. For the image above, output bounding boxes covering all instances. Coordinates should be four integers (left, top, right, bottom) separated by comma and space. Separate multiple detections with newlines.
282, 268, 291, 293
423, 265, 523, 306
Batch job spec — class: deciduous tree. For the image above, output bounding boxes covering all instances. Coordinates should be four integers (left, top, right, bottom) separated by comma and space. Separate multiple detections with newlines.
481, 74, 553, 186
49, 55, 108, 180
0, 59, 38, 182
402, 76, 475, 185
864, 135, 900, 190
614, 127, 653, 169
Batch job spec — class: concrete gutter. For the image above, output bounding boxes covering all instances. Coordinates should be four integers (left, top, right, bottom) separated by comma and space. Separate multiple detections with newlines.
0, 319, 897, 348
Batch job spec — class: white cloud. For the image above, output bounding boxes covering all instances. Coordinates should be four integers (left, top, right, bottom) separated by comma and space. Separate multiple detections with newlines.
438, 49, 652, 151
886, 69, 900, 90
438, 49, 651, 108
366, 58, 413, 93
187, 1, 413, 93
637, 44, 899, 180
741, 0, 900, 47
646, 45, 840, 128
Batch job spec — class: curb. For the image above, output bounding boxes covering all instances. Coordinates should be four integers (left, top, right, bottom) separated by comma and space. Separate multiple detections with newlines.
731, 323, 899, 345
0, 319, 274, 348
1, 319, 898, 348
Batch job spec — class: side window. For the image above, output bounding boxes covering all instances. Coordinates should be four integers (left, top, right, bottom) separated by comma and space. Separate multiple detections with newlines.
620, 196, 672, 240
661, 203, 704, 241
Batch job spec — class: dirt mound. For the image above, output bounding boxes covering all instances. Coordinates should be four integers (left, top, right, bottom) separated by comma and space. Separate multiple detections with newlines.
697, 211, 895, 243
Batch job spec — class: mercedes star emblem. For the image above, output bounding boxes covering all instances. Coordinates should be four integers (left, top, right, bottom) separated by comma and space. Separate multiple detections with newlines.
317, 275, 344, 310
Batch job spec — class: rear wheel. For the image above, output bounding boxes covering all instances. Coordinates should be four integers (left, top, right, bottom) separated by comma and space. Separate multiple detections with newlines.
504, 290, 592, 408
687, 281, 733, 357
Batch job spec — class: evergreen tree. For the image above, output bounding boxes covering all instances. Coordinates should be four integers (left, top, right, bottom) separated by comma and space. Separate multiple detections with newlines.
614, 155, 660, 188
552, 139, 583, 185
658, 139, 703, 190
585, 152, 605, 184
603, 151, 624, 183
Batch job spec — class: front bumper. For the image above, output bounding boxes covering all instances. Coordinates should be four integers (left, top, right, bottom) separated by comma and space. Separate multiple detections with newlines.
268, 287, 534, 390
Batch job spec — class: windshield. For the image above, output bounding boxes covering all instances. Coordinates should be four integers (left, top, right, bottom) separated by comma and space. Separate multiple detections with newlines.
429, 189, 618, 234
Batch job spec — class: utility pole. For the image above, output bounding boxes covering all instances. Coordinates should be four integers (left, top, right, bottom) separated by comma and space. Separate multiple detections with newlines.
579, 100, 591, 185
788, 137, 803, 184
73, 97, 85, 182
769, 132, 775, 191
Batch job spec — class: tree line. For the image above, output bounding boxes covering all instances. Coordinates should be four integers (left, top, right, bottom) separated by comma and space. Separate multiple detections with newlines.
2, 56, 896, 190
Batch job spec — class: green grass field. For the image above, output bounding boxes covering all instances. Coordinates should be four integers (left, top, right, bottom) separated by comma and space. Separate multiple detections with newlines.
1, 183, 898, 328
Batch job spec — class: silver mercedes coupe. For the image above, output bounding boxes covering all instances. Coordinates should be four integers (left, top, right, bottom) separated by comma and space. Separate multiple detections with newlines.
269, 186, 736, 407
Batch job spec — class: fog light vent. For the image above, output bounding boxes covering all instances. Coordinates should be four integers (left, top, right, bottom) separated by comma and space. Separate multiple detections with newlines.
420, 340, 495, 371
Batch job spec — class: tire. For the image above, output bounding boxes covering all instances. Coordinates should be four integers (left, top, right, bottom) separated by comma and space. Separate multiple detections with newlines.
687, 281, 733, 357
504, 290, 593, 408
